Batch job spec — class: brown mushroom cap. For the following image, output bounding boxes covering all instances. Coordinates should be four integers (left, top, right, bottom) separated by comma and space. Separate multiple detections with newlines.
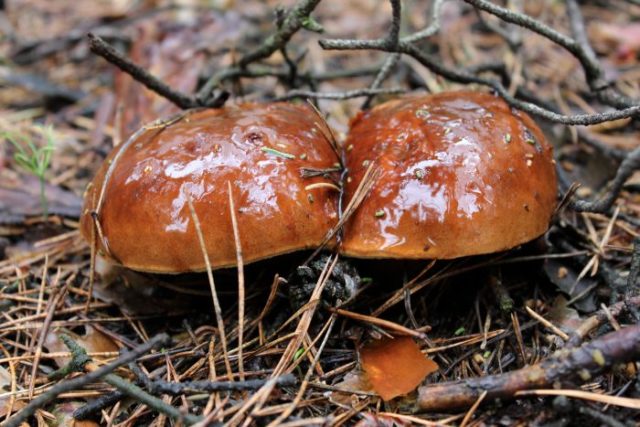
80, 103, 340, 273
341, 91, 557, 259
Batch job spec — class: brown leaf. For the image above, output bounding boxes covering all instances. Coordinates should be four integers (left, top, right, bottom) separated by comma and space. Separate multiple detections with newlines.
44, 326, 120, 368
360, 336, 438, 401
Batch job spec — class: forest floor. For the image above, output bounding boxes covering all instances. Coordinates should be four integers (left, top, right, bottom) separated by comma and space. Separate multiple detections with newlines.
1, 0, 640, 426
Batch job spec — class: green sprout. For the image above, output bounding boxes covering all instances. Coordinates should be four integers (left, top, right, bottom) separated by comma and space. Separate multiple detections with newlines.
454, 327, 466, 336
3, 125, 56, 219
293, 347, 305, 361
293, 347, 305, 377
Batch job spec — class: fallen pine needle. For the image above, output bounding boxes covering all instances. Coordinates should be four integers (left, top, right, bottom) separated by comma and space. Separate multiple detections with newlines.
515, 389, 640, 409
228, 181, 245, 382
304, 182, 341, 192
187, 197, 233, 381
378, 412, 461, 426
461, 390, 487, 427
525, 306, 570, 341
331, 308, 430, 340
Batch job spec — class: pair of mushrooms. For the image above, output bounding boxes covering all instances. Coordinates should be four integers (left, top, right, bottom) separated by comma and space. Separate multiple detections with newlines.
80, 91, 557, 274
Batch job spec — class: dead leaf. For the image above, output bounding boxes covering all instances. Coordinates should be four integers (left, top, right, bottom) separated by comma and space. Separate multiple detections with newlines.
360, 336, 438, 401
329, 370, 375, 406
547, 296, 583, 334
543, 259, 597, 312
0, 174, 82, 224
0, 365, 26, 418
354, 413, 411, 427
0, 365, 10, 387
49, 401, 99, 427
44, 326, 120, 368
0, 399, 26, 419
91, 264, 205, 315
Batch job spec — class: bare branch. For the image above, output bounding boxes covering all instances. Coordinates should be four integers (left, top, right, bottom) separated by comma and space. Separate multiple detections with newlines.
404, 0, 447, 42
277, 87, 404, 101
197, 0, 323, 103
320, 36, 640, 125
239, 0, 322, 67
88, 33, 198, 109
462, 0, 605, 88
417, 324, 640, 411
572, 146, 640, 212
4, 334, 170, 427
361, 54, 401, 109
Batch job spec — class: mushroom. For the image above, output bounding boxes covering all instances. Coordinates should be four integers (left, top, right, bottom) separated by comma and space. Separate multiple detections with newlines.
80, 102, 340, 273
340, 91, 557, 259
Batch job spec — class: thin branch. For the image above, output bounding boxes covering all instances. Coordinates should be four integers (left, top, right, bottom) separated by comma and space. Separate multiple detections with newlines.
319, 36, 640, 125
195, 63, 381, 97
76, 363, 288, 420
577, 130, 628, 162
465, 0, 639, 111
626, 239, 640, 321
54, 338, 202, 424
404, 0, 447, 42
4, 334, 170, 427
96, 360, 201, 424
571, 146, 640, 212
474, 6, 521, 49
239, 0, 322, 67
387, 0, 401, 48
462, 0, 604, 88
197, 0, 323, 103
417, 324, 640, 411
130, 363, 296, 395
628, 238, 640, 291
361, 54, 401, 109
563, 0, 637, 109
277, 87, 404, 101
74, 391, 126, 420
87, 33, 198, 109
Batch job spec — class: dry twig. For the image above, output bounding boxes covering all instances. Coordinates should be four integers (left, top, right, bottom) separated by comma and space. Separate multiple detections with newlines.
417, 324, 640, 411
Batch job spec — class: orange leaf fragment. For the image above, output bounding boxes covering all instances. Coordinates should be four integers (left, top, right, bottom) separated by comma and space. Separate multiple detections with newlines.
360, 336, 438, 401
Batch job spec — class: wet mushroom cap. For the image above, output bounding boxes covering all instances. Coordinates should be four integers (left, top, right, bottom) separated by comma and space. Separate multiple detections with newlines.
80, 103, 340, 273
341, 91, 557, 259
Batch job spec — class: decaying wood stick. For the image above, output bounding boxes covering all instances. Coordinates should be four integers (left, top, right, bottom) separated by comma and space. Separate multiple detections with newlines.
568, 295, 640, 347
417, 324, 640, 411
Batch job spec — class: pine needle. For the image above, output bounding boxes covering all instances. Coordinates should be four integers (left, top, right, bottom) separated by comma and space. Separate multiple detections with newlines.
187, 197, 233, 381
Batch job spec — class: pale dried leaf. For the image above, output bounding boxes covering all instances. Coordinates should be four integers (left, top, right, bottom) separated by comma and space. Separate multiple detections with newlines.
329, 370, 374, 406
44, 326, 120, 368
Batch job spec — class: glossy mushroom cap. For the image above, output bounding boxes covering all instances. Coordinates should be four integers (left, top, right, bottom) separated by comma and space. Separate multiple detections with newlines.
341, 91, 557, 259
80, 103, 340, 273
